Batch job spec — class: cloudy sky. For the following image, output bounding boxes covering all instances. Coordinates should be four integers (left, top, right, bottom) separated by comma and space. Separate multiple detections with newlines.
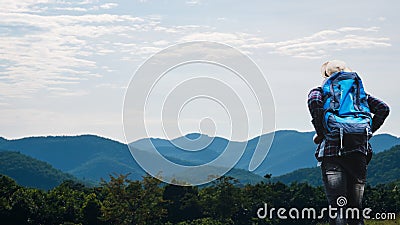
0, 0, 398, 142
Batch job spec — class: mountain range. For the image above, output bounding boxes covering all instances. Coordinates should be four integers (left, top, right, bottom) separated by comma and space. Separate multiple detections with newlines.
0, 135, 145, 182
0, 130, 399, 186
129, 130, 400, 177
273, 144, 400, 186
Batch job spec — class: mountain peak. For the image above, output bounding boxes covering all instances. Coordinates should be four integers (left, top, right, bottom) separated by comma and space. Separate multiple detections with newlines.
184, 133, 208, 140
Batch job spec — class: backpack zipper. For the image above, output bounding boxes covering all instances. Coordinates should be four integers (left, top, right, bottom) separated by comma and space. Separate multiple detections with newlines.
366, 127, 369, 150
339, 128, 343, 156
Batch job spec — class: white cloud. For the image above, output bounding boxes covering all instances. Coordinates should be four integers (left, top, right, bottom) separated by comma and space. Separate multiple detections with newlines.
180, 32, 254, 46
54, 90, 89, 96
369, 16, 387, 22
244, 27, 391, 59
337, 26, 379, 32
179, 27, 390, 59
0, 3, 157, 98
0, 0, 51, 13
0, 0, 392, 102
186, 0, 202, 5
54, 7, 88, 12
99, 3, 118, 9
153, 40, 170, 46
80, 0, 98, 4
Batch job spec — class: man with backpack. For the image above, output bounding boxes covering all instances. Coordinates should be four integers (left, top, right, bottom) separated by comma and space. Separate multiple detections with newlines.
307, 60, 390, 225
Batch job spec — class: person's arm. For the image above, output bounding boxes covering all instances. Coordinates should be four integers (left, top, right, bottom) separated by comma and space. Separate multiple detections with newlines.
308, 88, 325, 138
367, 94, 390, 133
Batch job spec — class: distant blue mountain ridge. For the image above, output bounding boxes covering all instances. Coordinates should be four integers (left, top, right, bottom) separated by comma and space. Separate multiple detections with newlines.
130, 130, 400, 177
0, 130, 399, 184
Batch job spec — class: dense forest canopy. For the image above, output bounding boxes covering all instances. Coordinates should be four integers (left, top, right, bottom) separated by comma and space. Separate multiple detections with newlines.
0, 174, 399, 225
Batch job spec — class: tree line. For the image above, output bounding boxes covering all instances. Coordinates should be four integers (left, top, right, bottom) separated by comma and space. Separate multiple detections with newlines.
0, 174, 399, 225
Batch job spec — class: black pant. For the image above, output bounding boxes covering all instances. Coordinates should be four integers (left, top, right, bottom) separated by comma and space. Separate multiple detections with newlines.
321, 152, 367, 225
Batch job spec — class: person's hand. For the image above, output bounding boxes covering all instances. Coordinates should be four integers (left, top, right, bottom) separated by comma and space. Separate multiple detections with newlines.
313, 134, 323, 144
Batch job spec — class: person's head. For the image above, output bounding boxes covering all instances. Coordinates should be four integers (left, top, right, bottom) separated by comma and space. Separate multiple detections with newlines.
320, 60, 352, 78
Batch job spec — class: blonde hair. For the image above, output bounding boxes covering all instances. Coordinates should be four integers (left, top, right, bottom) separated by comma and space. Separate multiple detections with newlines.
321, 60, 352, 78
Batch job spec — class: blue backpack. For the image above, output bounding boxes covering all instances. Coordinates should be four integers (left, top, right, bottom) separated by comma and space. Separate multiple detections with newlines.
322, 71, 372, 153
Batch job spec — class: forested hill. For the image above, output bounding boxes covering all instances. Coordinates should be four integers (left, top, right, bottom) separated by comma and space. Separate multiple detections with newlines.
0, 151, 76, 190
273, 145, 400, 186
0, 131, 398, 185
